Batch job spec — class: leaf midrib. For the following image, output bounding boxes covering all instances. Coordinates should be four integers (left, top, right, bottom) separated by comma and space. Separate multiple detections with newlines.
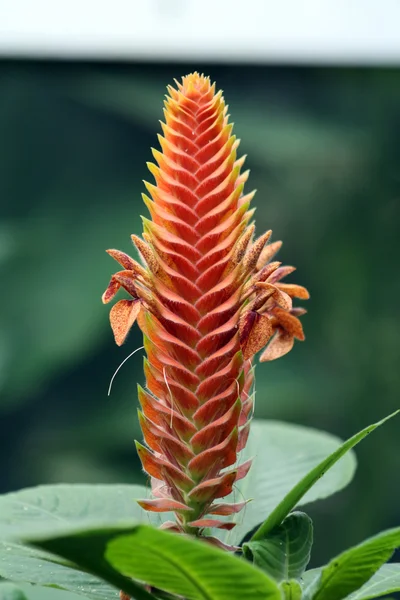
348, 565, 400, 599
9, 499, 67, 522
313, 549, 392, 600
119, 540, 214, 600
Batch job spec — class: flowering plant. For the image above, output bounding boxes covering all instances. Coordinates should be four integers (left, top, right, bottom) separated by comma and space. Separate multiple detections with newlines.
0, 73, 398, 600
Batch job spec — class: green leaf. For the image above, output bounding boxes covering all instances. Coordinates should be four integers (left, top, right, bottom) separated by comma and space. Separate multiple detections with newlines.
251, 412, 398, 541
0, 541, 114, 600
279, 580, 303, 600
105, 525, 281, 600
301, 569, 320, 599
22, 522, 282, 600
0, 483, 148, 536
243, 512, 313, 581
346, 564, 400, 599
224, 419, 357, 544
0, 583, 83, 600
304, 527, 400, 600
0, 582, 28, 600
0, 484, 149, 600
23, 524, 160, 600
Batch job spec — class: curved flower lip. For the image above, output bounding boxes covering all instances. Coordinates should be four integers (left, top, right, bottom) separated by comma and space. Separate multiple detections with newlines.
103, 73, 309, 535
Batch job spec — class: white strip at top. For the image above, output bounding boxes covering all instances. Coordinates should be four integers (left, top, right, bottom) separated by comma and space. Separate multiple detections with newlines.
1, 0, 400, 64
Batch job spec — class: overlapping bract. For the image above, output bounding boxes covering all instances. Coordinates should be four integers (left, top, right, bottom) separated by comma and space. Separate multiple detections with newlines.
103, 73, 309, 539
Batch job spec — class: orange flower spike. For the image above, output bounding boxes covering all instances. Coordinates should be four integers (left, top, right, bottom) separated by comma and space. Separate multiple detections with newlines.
102, 73, 309, 535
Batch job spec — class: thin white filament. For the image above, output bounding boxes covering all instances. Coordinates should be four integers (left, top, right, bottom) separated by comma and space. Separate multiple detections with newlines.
107, 346, 144, 396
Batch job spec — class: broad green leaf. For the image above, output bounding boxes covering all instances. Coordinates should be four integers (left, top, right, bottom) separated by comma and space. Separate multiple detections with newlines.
18, 523, 160, 600
1, 583, 83, 600
223, 419, 357, 544
0, 484, 149, 600
0, 582, 28, 600
105, 525, 282, 600
301, 568, 320, 599
0, 483, 147, 536
304, 527, 400, 600
22, 522, 282, 600
251, 412, 398, 541
346, 563, 400, 599
302, 565, 400, 600
0, 541, 115, 600
243, 512, 313, 581
279, 580, 303, 600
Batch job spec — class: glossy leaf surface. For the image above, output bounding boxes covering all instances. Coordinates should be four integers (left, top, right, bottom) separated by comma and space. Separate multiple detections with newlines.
22, 522, 281, 600
243, 512, 312, 581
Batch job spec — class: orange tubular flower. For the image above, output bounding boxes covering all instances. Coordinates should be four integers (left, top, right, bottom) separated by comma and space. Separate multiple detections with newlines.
103, 73, 309, 540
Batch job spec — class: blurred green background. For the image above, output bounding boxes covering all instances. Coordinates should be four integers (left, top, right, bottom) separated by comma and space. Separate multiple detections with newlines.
0, 61, 399, 567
